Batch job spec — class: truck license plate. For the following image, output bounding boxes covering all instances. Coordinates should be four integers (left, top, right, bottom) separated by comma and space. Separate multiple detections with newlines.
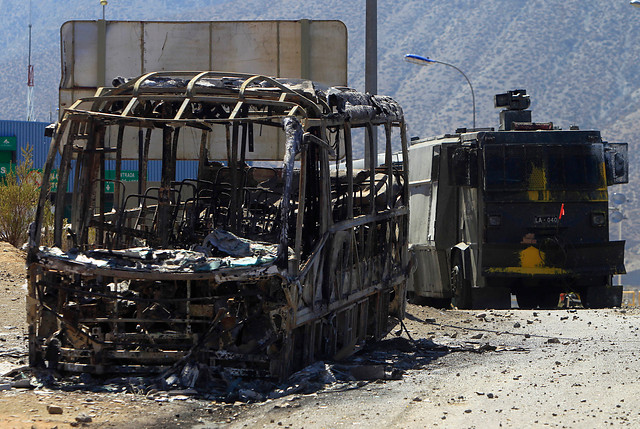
534, 215, 559, 226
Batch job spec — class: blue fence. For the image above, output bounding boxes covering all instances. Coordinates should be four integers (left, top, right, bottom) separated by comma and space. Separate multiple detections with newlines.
0, 120, 202, 188
0, 120, 52, 167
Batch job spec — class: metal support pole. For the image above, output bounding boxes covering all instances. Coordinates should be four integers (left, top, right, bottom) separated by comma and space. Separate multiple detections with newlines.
97, 19, 106, 87
618, 220, 623, 286
433, 60, 476, 130
404, 54, 476, 129
300, 19, 311, 80
365, 0, 378, 167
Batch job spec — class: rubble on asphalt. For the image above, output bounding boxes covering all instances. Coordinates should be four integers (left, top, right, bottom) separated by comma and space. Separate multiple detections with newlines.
0, 329, 530, 404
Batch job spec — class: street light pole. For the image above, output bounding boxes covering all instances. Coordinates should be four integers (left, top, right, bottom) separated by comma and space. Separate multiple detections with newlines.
365, 0, 378, 169
404, 53, 476, 129
100, 0, 107, 20
97, 0, 108, 86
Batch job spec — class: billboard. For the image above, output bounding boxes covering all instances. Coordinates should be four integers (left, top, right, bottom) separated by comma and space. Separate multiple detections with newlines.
59, 20, 348, 115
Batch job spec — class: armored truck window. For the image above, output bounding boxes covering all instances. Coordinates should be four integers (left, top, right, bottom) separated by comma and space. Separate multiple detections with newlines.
565, 146, 604, 188
548, 145, 605, 189
484, 143, 604, 191
484, 145, 525, 189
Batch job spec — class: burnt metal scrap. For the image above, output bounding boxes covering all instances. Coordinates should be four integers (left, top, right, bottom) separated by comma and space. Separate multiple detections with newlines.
27, 71, 410, 381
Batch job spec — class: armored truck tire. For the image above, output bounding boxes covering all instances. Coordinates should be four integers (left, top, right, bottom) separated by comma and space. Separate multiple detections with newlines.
581, 284, 623, 308
516, 287, 560, 309
407, 293, 450, 308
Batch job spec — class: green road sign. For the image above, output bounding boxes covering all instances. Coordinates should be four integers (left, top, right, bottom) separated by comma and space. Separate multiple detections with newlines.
0, 150, 11, 177
104, 170, 139, 193
50, 169, 59, 193
0, 137, 16, 151
104, 170, 139, 182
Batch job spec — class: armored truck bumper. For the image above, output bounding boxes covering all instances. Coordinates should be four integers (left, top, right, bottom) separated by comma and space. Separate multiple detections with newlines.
481, 241, 625, 277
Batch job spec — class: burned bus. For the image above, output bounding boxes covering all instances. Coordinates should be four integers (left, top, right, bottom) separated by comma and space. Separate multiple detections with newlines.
409, 89, 627, 309
26, 72, 409, 379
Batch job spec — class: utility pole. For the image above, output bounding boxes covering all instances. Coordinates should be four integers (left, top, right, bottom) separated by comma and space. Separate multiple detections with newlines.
365, 0, 378, 167
97, 1, 108, 87
26, 0, 35, 121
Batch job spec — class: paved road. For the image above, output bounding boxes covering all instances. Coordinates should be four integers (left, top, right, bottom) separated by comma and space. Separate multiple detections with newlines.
209, 306, 640, 428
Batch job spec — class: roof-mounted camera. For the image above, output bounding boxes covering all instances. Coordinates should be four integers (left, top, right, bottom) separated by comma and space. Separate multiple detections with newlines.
494, 89, 531, 111
495, 89, 532, 130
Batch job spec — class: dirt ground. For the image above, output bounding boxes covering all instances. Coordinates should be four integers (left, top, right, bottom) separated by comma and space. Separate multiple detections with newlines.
2, 242, 640, 428
0, 242, 239, 428
0, 242, 29, 376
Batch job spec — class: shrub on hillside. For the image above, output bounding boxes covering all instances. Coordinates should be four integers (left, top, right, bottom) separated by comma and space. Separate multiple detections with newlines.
0, 146, 53, 247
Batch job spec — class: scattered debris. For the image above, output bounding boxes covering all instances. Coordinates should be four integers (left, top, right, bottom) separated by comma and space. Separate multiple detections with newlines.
558, 292, 583, 308
11, 378, 33, 388
47, 405, 63, 414
75, 413, 93, 423
347, 365, 386, 381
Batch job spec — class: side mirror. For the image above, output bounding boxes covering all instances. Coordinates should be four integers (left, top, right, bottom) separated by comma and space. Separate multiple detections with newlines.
449, 146, 478, 187
604, 143, 628, 185
44, 123, 57, 138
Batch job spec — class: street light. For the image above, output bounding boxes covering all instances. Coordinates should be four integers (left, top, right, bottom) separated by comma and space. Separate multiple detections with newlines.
100, 0, 107, 20
404, 53, 476, 129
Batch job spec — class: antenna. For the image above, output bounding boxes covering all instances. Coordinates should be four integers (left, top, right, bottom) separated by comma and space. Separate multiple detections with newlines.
26, 0, 35, 121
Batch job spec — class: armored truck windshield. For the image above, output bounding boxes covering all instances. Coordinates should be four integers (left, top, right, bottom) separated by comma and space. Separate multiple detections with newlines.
484, 141, 606, 193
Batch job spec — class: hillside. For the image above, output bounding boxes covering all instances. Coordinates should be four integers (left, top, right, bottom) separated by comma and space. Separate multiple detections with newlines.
2, 0, 640, 280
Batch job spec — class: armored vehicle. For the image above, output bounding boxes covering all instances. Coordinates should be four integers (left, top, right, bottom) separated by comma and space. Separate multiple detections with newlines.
409, 89, 628, 309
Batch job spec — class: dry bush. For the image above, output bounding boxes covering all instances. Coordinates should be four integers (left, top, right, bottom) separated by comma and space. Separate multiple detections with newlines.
0, 146, 53, 247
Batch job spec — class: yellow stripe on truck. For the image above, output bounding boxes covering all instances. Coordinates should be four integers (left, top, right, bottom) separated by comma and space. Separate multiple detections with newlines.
485, 245, 569, 276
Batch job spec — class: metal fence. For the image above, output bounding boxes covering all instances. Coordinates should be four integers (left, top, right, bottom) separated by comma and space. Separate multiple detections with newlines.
0, 120, 52, 166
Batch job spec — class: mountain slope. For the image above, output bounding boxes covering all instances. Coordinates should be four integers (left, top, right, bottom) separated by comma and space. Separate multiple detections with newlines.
2, 0, 640, 273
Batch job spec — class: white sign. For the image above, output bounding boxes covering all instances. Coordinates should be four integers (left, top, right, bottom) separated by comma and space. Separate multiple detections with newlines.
59, 20, 348, 112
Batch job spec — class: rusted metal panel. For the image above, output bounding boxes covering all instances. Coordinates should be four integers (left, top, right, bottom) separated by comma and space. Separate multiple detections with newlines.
28, 71, 409, 381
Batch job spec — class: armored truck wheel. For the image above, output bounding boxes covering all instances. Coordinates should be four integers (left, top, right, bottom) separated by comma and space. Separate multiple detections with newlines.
581, 285, 623, 308
516, 288, 560, 309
